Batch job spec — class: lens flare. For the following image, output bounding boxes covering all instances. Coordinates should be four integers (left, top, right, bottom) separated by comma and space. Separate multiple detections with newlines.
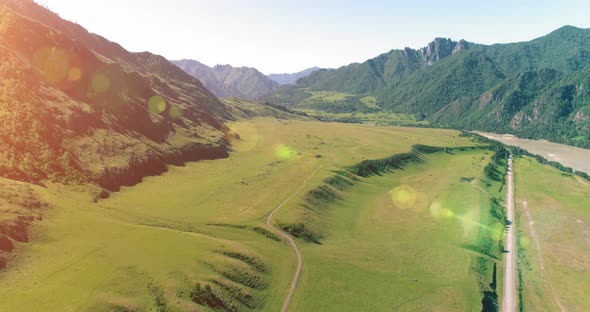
275, 144, 296, 161
148, 95, 167, 114
490, 222, 504, 241
169, 105, 183, 119
68, 67, 82, 81
92, 73, 111, 93
391, 185, 417, 209
458, 210, 476, 236
442, 208, 454, 218
520, 236, 530, 248
32, 48, 70, 84
430, 200, 443, 217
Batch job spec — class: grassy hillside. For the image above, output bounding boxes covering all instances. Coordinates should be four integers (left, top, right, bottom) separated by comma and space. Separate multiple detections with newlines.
221, 97, 309, 120
0, 3, 233, 192
0, 118, 483, 311
0, 2, 242, 281
0, 177, 48, 270
429, 65, 590, 147
272, 146, 509, 311
514, 157, 590, 311
266, 26, 590, 148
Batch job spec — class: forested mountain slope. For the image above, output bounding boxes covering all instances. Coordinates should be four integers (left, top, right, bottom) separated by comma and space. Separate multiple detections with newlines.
266, 27, 590, 147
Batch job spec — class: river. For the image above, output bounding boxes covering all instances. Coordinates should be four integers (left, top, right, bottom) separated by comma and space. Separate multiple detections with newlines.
475, 132, 590, 175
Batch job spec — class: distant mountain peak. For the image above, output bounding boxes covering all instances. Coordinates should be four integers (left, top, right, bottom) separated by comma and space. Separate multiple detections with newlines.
554, 25, 583, 32
419, 38, 471, 64
546, 25, 589, 40
173, 59, 278, 99
267, 67, 322, 85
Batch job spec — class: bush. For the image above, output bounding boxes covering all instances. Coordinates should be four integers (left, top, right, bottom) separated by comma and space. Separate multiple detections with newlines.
281, 223, 321, 244
252, 227, 281, 242
216, 250, 267, 273
190, 283, 235, 312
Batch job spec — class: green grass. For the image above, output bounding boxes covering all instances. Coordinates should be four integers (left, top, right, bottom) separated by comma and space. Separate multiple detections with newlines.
276, 148, 507, 311
304, 90, 355, 103
359, 95, 378, 108
514, 157, 590, 311
296, 109, 429, 126
222, 97, 304, 120
0, 118, 481, 311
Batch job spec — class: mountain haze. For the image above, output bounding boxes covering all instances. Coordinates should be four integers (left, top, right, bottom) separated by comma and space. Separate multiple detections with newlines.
267, 67, 321, 85
173, 59, 279, 100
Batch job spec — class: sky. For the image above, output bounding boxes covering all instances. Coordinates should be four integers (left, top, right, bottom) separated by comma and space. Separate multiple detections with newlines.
36, 0, 590, 74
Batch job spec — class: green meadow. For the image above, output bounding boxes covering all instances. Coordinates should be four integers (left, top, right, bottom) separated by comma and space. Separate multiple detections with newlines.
297, 109, 428, 126
0, 118, 504, 311
514, 157, 590, 311
282, 149, 508, 311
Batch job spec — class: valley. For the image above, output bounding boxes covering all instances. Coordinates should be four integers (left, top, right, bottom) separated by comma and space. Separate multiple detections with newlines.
289, 148, 507, 311
1, 114, 586, 311
0, 1, 589, 311
0, 118, 488, 311
265, 28, 590, 149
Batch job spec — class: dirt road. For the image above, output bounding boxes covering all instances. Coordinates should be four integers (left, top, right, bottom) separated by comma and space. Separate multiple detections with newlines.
266, 168, 320, 312
502, 155, 517, 312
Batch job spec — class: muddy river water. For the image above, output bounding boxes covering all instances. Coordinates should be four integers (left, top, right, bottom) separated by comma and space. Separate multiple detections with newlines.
475, 132, 590, 175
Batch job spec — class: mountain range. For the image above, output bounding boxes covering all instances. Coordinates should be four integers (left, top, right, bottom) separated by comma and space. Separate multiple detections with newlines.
266, 27, 590, 148
267, 67, 321, 85
172, 60, 320, 99
172, 59, 279, 100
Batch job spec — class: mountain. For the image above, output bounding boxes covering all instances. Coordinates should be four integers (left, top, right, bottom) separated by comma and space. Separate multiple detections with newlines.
0, 0, 233, 191
172, 59, 279, 100
430, 67, 590, 136
267, 67, 321, 85
267, 27, 590, 148
292, 38, 473, 94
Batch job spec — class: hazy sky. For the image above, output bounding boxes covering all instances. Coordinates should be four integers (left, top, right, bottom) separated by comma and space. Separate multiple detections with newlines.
36, 0, 590, 74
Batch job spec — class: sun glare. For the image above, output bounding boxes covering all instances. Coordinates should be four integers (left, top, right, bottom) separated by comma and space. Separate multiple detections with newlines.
275, 144, 297, 161
148, 95, 167, 114
32, 48, 69, 84
67, 67, 82, 81
169, 105, 183, 119
390, 185, 417, 209
91, 73, 111, 93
